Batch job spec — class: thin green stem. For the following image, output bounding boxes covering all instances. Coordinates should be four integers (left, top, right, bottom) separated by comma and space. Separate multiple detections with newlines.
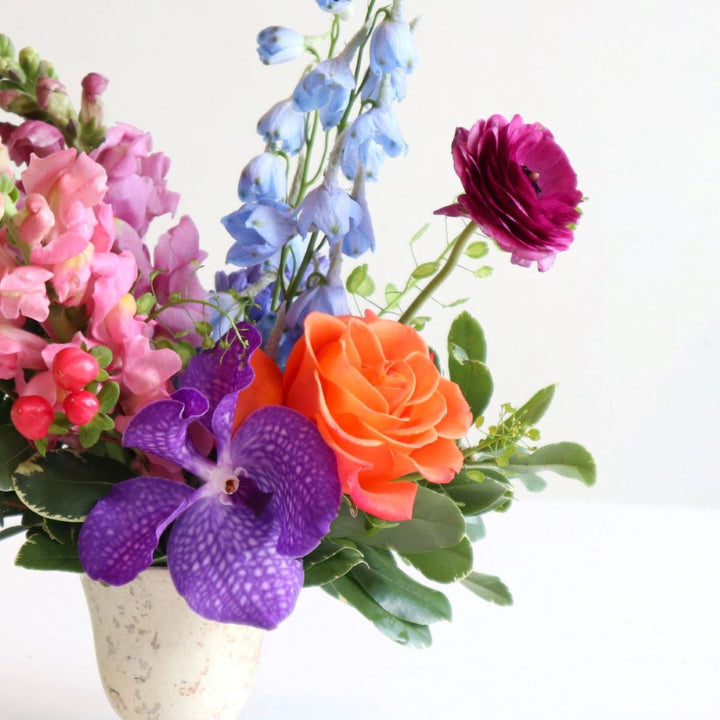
398, 221, 478, 324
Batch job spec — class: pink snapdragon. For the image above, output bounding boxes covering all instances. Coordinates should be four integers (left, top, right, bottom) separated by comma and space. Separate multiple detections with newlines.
0, 320, 47, 380
1, 120, 66, 165
91, 123, 179, 238
0, 266, 53, 322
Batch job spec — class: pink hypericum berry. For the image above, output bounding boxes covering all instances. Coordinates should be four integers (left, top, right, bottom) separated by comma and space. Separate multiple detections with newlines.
52, 347, 99, 391
11, 395, 54, 440
63, 391, 100, 426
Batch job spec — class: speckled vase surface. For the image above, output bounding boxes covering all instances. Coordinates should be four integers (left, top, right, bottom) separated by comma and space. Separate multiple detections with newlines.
81, 568, 265, 720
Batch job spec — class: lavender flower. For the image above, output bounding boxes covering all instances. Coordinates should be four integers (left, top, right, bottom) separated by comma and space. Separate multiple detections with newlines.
78, 326, 341, 628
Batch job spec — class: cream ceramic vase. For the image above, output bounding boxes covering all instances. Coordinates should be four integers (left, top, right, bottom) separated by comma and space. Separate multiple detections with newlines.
81, 568, 265, 720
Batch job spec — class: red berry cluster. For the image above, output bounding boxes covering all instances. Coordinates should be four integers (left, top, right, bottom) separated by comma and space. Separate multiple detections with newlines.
11, 347, 101, 441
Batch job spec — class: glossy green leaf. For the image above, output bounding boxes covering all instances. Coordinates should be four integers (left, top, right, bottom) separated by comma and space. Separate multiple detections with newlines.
447, 313, 493, 418
327, 574, 432, 647
15, 532, 82, 572
461, 571, 513, 606
334, 486, 466, 554
464, 515, 486, 541
12, 450, 133, 521
402, 536, 473, 583
351, 545, 451, 624
303, 544, 365, 586
506, 442, 596, 487
448, 311, 487, 363
0, 424, 33, 492
444, 470, 510, 515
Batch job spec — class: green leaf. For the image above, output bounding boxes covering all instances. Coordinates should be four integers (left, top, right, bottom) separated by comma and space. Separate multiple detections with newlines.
465, 240, 489, 259
15, 532, 82, 572
350, 545, 451, 624
411, 261, 439, 280
89, 345, 113, 369
331, 486, 466, 554
303, 543, 365, 586
12, 450, 133, 522
0, 524, 26, 541
464, 514, 486, 541
447, 312, 493, 418
135, 292, 156, 315
346, 263, 375, 297
383, 282, 403, 312
473, 266, 493, 278
497, 385, 556, 434
327, 574, 432, 647
402, 536, 474, 583
0, 424, 33, 492
505, 442, 596, 487
409, 223, 430, 245
461, 571, 513, 606
97, 381, 120, 413
448, 310, 487, 363
444, 470, 511, 515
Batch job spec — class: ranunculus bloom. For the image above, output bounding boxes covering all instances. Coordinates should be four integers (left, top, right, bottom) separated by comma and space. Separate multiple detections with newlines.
436, 114, 583, 271
284, 310, 472, 521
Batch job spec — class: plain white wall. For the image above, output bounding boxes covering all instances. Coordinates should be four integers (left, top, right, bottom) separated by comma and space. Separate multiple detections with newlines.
2, 0, 718, 507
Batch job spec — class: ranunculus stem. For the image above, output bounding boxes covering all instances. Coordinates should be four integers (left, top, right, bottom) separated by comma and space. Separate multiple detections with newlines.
399, 221, 478, 324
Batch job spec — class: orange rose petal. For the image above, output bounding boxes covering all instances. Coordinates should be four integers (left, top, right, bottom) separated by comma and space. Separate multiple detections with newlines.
435, 377, 473, 438
233, 349, 284, 432
409, 437, 465, 484
346, 473, 418, 522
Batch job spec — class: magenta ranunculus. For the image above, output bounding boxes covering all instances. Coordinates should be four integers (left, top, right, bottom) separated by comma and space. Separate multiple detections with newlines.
436, 114, 583, 271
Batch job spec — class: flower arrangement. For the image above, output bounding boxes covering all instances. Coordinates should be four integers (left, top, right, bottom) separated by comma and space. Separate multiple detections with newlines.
0, 0, 594, 646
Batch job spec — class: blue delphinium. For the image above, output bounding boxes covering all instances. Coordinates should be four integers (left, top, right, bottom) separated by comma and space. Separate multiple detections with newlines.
361, 66, 408, 103
341, 106, 406, 181
78, 327, 341, 628
292, 55, 356, 130
315, 0, 353, 14
256, 26, 306, 65
257, 100, 306, 155
370, 8, 418, 75
296, 178, 363, 245
342, 170, 375, 257
237, 153, 287, 202
222, 200, 298, 266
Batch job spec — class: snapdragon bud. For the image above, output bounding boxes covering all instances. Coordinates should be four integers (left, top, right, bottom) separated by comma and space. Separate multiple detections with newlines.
36, 76, 75, 124
18, 46, 41, 78
79, 72, 109, 126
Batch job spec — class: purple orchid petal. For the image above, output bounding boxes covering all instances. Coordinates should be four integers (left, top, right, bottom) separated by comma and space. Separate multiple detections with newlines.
230, 406, 341, 557
168, 497, 303, 628
180, 325, 261, 428
79, 477, 195, 585
212, 390, 241, 464
122, 389, 214, 480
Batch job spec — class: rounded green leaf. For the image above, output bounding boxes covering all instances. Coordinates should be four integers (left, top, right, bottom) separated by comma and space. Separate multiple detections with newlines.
402, 536, 474, 583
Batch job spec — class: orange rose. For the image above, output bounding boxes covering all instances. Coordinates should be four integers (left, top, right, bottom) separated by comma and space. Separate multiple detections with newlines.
283, 310, 472, 521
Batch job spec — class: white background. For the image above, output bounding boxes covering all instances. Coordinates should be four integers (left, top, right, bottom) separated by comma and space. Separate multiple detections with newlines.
1, 1, 719, 718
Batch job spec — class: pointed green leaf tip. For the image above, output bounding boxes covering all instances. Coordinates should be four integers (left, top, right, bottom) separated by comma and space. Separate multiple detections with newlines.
506, 442, 597, 487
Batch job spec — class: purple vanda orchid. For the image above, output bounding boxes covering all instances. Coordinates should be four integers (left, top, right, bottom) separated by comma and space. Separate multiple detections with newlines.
78, 324, 342, 629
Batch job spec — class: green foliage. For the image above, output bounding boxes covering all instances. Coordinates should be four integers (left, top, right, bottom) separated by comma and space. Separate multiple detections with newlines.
12, 449, 133, 522
504, 442, 597, 487
346, 263, 375, 297
447, 312, 493, 418
15, 532, 82, 572
461, 572, 513, 606
443, 469, 511, 516
0, 424, 33, 492
402, 537, 474, 583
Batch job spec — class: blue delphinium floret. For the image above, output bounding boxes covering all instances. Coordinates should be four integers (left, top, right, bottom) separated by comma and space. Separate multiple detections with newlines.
78, 326, 341, 629
341, 107, 407, 181
257, 100, 306, 155
292, 55, 355, 130
315, 0, 353, 13
342, 171, 376, 257
296, 178, 363, 245
370, 14, 418, 75
257, 26, 306, 65
222, 200, 298, 267
238, 153, 287, 202
361, 67, 408, 103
